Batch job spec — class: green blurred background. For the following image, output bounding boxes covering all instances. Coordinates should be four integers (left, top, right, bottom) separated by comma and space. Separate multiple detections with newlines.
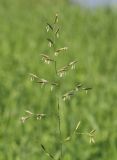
0, 0, 117, 159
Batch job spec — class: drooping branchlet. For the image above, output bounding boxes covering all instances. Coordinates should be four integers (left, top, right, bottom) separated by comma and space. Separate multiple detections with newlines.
21, 110, 46, 123
57, 66, 69, 77
47, 38, 54, 47
68, 60, 78, 70
62, 90, 75, 101
46, 23, 53, 32
29, 73, 40, 81
40, 54, 55, 64
54, 47, 68, 56
82, 87, 92, 94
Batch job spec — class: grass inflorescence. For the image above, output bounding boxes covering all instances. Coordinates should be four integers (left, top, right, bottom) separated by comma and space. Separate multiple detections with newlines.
21, 13, 95, 160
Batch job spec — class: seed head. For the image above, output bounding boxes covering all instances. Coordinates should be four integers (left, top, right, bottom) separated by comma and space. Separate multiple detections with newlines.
36, 78, 49, 87
55, 28, 59, 38
20, 116, 29, 123
54, 47, 68, 56
62, 90, 75, 101
29, 73, 40, 81
50, 82, 58, 91
68, 60, 78, 70
75, 83, 83, 91
82, 87, 92, 94
46, 23, 53, 32
47, 38, 54, 47
40, 54, 54, 64
54, 13, 58, 24
57, 66, 69, 77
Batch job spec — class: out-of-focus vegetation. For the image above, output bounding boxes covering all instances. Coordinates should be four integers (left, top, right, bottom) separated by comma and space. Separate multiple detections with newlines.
0, 0, 117, 160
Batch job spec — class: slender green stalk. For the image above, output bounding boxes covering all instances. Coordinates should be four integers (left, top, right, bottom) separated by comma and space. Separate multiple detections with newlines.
54, 61, 58, 75
57, 98, 63, 160
41, 144, 56, 160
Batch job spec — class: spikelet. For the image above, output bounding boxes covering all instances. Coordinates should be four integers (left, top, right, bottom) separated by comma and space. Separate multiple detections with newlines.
54, 47, 68, 56
82, 87, 92, 94
46, 23, 53, 32
68, 60, 78, 70
29, 73, 40, 81
40, 54, 54, 64
54, 13, 58, 24
62, 90, 75, 101
47, 38, 54, 47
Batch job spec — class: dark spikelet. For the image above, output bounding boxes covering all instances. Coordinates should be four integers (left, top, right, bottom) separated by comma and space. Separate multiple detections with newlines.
55, 28, 59, 38
41, 144, 46, 151
47, 38, 54, 47
55, 28, 59, 34
49, 154, 55, 159
36, 78, 48, 84
47, 38, 54, 45
47, 23, 53, 31
41, 144, 55, 159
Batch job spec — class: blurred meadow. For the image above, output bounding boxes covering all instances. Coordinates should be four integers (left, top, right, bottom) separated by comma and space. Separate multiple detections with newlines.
0, 0, 117, 159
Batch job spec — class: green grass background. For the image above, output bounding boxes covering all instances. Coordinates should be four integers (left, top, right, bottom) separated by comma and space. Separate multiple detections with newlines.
0, 0, 117, 159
